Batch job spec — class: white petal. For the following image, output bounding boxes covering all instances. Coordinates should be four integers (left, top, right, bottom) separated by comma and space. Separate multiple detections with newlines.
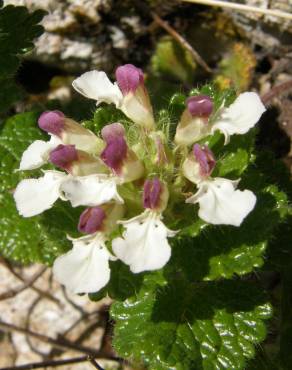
186, 178, 256, 226
121, 94, 154, 129
53, 233, 111, 294
19, 136, 61, 170
112, 211, 176, 273
14, 171, 66, 217
211, 92, 266, 144
60, 174, 123, 207
72, 70, 123, 107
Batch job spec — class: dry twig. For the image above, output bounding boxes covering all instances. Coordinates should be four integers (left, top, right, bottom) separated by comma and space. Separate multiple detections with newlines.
0, 355, 104, 370
261, 80, 292, 105
151, 11, 212, 73
0, 320, 119, 360
0, 265, 47, 301
87, 356, 105, 370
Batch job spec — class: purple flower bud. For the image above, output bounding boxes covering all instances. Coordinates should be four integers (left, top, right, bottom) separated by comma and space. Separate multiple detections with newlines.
38, 110, 65, 135
101, 123, 125, 143
193, 144, 216, 178
49, 144, 78, 171
115, 64, 144, 95
187, 95, 213, 117
101, 137, 128, 173
78, 207, 106, 234
143, 178, 162, 210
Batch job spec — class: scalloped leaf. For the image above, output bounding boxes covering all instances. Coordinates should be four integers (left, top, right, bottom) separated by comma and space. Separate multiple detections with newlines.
111, 278, 272, 370
0, 112, 79, 264
0, 4, 45, 114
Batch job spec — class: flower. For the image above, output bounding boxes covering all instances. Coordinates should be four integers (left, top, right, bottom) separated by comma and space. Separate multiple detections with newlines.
15, 118, 126, 217
175, 92, 266, 146
72, 64, 155, 129
13, 63, 265, 293
183, 144, 256, 226
53, 204, 123, 294
112, 178, 176, 273
19, 110, 101, 171
100, 123, 144, 182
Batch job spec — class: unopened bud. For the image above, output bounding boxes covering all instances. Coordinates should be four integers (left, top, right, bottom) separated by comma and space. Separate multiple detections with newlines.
116, 64, 155, 130
39, 110, 102, 154
101, 122, 125, 143
78, 207, 106, 234
38, 111, 65, 135
116, 64, 144, 95
143, 178, 168, 212
100, 123, 144, 182
50, 144, 106, 175
49, 145, 78, 171
187, 95, 213, 117
182, 144, 216, 184
101, 136, 128, 174
193, 144, 216, 178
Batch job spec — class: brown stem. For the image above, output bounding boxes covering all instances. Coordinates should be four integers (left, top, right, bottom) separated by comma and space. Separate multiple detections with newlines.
151, 11, 212, 74
0, 355, 98, 370
0, 265, 47, 301
0, 320, 118, 360
87, 356, 105, 370
261, 79, 292, 105
3, 260, 61, 305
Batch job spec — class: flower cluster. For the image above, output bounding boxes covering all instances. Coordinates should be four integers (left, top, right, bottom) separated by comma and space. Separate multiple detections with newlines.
14, 64, 266, 294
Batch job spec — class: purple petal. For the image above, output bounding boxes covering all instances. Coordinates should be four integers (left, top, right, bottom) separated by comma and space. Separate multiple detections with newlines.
115, 64, 144, 95
101, 137, 128, 173
38, 110, 65, 135
143, 178, 162, 210
193, 144, 216, 177
187, 96, 213, 117
49, 144, 78, 170
101, 123, 125, 143
78, 207, 106, 234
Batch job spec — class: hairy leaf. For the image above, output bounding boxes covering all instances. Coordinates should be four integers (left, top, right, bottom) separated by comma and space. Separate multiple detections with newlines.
0, 112, 79, 264
111, 278, 272, 370
0, 4, 45, 114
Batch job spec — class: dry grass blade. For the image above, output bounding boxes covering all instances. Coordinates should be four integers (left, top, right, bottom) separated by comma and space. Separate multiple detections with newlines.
182, 0, 292, 20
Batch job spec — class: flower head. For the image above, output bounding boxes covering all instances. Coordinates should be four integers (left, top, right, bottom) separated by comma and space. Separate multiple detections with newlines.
14, 65, 265, 294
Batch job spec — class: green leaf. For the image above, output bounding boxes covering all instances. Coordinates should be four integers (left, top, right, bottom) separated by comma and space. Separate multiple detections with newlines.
111, 278, 272, 370
0, 112, 79, 264
83, 105, 130, 135
89, 261, 146, 302
0, 4, 45, 114
151, 36, 196, 83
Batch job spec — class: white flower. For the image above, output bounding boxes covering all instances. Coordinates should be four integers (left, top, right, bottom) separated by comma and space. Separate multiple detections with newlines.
53, 233, 116, 294
19, 136, 61, 170
112, 211, 176, 273
72, 70, 123, 107
175, 92, 266, 146
72, 69, 154, 129
186, 178, 256, 226
60, 174, 123, 207
211, 92, 266, 144
14, 171, 123, 217
13, 171, 66, 217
